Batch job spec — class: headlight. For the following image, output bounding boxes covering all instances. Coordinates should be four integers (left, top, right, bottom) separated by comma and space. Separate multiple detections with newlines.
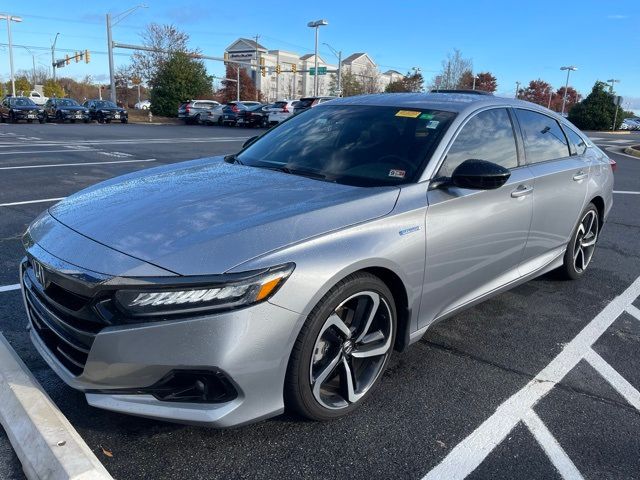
113, 263, 294, 317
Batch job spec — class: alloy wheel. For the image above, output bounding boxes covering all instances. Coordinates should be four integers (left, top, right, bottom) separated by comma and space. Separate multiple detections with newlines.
573, 209, 598, 273
309, 291, 393, 410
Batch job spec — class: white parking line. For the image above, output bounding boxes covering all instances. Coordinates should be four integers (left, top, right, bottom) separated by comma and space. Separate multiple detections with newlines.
0, 158, 156, 170
423, 275, 640, 480
0, 284, 20, 293
613, 190, 640, 195
0, 198, 64, 207
584, 349, 640, 411
522, 411, 584, 480
0, 137, 248, 148
0, 149, 97, 155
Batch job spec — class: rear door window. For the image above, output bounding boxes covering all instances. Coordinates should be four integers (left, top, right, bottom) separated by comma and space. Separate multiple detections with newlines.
516, 109, 570, 163
563, 126, 587, 156
438, 108, 518, 177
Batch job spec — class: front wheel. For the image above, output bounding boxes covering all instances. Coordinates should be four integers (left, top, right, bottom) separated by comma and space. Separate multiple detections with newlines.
285, 272, 396, 421
558, 203, 599, 280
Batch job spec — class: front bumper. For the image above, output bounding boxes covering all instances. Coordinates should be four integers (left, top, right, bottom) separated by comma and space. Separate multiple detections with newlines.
62, 111, 89, 120
13, 110, 44, 120
20, 247, 305, 427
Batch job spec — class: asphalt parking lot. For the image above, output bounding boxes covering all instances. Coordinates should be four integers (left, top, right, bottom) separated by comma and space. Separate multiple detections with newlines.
0, 123, 639, 479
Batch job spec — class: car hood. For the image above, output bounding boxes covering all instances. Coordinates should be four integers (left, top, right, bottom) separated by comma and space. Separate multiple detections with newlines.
12, 106, 39, 111
99, 107, 126, 112
58, 106, 86, 111
48, 158, 400, 275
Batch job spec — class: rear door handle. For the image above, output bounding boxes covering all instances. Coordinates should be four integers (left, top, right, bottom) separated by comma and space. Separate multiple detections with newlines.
511, 185, 533, 198
573, 170, 588, 181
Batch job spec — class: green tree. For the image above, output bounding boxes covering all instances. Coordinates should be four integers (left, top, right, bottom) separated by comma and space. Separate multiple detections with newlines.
385, 71, 424, 93
150, 52, 212, 117
43, 80, 65, 98
7, 75, 31, 95
337, 70, 364, 97
457, 71, 498, 92
568, 81, 623, 130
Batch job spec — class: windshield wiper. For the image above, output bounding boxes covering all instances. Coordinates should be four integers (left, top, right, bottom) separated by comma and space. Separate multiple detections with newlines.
224, 154, 244, 165
263, 165, 328, 181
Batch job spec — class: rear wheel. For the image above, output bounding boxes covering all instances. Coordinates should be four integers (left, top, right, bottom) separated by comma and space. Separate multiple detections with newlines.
558, 203, 599, 280
217, 117, 223, 126
285, 273, 396, 421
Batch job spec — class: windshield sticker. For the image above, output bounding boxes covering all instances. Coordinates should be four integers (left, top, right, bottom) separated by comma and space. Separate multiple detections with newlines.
419, 113, 434, 120
395, 110, 421, 118
426, 120, 440, 129
388, 169, 406, 178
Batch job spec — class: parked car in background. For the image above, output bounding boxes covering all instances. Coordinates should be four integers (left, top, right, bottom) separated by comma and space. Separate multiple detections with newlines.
178, 100, 220, 124
237, 104, 270, 128
293, 96, 336, 115
43, 98, 90, 123
27, 90, 48, 106
83, 100, 128, 124
0, 96, 45, 123
221, 101, 263, 126
621, 118, 640, 130
267, 100, 296, 124
134, 100, 151, 110
204, 104, 225, 126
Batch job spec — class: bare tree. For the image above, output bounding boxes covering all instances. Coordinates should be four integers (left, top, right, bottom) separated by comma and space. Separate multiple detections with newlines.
361, 65, 381, 94
429, 49, 472, 90
131, 23, 190, 84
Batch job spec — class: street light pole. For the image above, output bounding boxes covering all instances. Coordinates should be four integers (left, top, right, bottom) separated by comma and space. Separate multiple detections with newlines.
106, 5, 147, 104
307, 19, 328, 96
547, 87, 553, 109
323, 42, 342, 95
515, 81, 521, 99
560, 65, 577, 116
0, 14, 23, 97
51, 32, 60, 81
606, 78, 620, 93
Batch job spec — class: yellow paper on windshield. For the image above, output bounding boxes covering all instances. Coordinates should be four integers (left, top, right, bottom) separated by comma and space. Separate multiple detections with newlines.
395, 110, 421, 118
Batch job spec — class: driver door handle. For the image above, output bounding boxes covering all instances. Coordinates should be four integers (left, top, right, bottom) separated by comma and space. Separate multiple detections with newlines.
511, 184, 533, 198
573, 170, 588, 181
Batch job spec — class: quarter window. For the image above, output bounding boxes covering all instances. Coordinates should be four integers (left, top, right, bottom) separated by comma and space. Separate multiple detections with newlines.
439, 108, 518, 177
516, 109, 570, 163
564, 127, 587, 156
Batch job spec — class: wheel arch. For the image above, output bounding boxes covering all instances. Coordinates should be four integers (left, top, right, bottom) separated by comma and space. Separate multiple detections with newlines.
589, 195, 605, 232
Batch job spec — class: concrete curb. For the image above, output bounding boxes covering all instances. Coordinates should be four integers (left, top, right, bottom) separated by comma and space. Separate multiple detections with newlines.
0, 334, 113, 480
624, 146, 640, 158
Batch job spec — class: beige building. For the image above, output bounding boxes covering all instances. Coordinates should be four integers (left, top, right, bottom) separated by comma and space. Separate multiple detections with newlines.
224, 38, 403, 101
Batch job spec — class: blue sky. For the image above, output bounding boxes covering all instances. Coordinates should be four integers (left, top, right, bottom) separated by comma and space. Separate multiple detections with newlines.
1, 0, 639, 110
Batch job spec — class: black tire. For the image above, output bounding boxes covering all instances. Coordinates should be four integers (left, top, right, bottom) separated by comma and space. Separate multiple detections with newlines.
217, 117, 223, 126
558, 203, 599, 280
195, 114, 202, 125
285, 272, 396, 421
70, 119, 76, 124
27, 119, 33, 124
56, 112, 63, 123
121, 118, 128, 124
39, 118, 45, 124
105, 118, 111, 124
84, 119, 90, 123
98, 114, 104, 124
9, 112, 16, 124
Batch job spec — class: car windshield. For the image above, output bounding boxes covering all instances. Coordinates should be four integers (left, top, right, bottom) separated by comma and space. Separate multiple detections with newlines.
10, 97, 36, 106
58, 99, 79, 107
237, 105, 456, 187
95, 101, 116, 108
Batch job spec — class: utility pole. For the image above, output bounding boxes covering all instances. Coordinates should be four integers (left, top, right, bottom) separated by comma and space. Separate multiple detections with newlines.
547, 87, 553, 109
275, 51, 280, 101
51, 32, 60, 81
254, 34, 260, 101
515, 81, 521, 99
236, 65, 240, 102
472, 74, 476, 90
106, 13, 116, 103
323, 42, 342, 96
560, 65, 577, 115
1, 14, 23, 97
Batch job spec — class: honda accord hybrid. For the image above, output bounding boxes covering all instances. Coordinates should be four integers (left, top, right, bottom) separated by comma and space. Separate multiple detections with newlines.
20, 93, 614, 427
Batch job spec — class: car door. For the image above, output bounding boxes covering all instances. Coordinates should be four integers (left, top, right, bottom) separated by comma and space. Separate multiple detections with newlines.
44, 99, 54, 117
0, 99, 7, 119
420, 107, 534, 326
514, 109, 590, 274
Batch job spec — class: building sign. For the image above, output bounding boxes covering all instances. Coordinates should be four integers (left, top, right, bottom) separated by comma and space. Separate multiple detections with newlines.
228, 52, 255, 60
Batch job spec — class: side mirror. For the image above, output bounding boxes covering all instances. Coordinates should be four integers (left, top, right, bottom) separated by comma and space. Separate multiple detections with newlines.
451, 159, 511, 190
242, 136, 259, 148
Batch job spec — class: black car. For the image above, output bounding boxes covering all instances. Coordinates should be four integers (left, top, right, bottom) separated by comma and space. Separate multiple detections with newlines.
221, 101, 262, 126
83, 100, 128, 124
44, 98, 90, 123
0, 96, 45, 123
236, 104, 270, 128
293, 96, 335, 115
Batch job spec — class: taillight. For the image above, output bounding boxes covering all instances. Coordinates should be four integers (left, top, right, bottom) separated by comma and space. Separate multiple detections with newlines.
185, 105, 191, 113
609, 158, 617, 173
232, 105, 239, 113
282, 107, 289, 113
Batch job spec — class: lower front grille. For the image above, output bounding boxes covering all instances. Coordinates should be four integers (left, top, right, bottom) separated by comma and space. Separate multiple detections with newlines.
22, 265, 103, 376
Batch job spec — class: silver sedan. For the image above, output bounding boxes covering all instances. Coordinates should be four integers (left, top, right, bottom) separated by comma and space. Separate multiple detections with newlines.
20, 93, 614, 426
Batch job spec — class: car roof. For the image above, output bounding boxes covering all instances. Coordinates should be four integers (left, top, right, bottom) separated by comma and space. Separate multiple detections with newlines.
326, 92, 566, 121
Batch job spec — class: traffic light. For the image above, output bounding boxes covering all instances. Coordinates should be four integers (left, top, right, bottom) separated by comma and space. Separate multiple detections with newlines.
74, 52, 79, 63
291, 64, 297, 74
275, 64, 281, 75
65, 55, 70, 66
85, 50, 90, 63
261, 66, 266, 77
